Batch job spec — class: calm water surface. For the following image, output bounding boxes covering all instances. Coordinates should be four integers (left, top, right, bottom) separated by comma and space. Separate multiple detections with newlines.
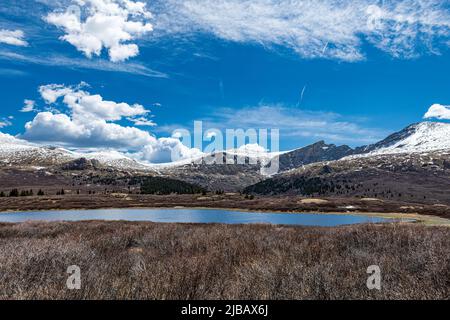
0, 208, 395, 226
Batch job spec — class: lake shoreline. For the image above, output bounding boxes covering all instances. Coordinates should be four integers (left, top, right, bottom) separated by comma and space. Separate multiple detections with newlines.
0, 194, 449, 226
1, 205, 449, 227
0, 207, 407, 227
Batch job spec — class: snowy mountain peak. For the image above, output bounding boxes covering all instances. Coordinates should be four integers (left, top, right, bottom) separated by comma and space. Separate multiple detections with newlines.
359, 121, 450, 156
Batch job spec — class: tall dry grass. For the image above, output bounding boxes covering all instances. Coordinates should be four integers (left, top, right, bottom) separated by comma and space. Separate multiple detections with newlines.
0, 221, 448, 300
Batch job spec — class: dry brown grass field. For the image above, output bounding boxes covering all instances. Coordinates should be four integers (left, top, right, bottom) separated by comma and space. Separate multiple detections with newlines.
0, 221, 448, 300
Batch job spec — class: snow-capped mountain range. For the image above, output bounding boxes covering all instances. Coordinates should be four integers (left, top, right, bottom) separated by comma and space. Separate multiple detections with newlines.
1, 121, 450, 172
0, 132, 280, 171
244, 122, 450, 202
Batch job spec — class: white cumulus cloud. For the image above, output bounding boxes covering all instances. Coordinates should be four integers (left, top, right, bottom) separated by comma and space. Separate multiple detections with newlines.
133, 137, 203, 163
45, 0, 153, 62
21, 83, 201, 163
0, 29, 28, 46
39, 83, 149, 121
424, 104, 450, 120
25, 83, 154, 148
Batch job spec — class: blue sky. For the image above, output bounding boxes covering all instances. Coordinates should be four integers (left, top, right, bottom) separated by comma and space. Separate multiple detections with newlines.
1, 0, 450, 162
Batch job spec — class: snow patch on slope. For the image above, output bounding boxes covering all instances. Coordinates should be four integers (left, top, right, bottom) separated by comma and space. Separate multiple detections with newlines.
82, 150, 153, 170
0, 132, 36, 152
0, 132, 147, 169
351, 122, 450, 158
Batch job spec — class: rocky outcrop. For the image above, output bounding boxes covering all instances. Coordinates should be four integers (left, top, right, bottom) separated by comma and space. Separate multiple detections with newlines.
61, 158, 101, 171
277, 141, 354, 171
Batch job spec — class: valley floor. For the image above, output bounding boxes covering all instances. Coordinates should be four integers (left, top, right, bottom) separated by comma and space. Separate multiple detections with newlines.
0, 221, 448, 300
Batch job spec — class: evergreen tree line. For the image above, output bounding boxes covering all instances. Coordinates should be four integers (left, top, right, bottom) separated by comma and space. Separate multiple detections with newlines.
0, 189, 45, 197
244, 177, 337, 196
140, 177, 206, 195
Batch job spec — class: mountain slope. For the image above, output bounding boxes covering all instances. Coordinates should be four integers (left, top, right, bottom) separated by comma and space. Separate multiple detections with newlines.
244, 150, 450, 204
245, 122, 450, 204
0, 133, 151, 171
353, 122, 450, 156
154, 142, 358, 191
277, 141, 354, 171
0, 133, 74, 167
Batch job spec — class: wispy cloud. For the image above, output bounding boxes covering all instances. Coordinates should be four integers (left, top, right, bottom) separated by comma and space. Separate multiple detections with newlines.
0, 118, 12, 128
216, 105, 386, 144
153, 0, 450, 61
157, 104, 388, 146
0, 68, 28, 77
0, 29, 28, 46
20, 100, 37, 113
0, 50, 167, 77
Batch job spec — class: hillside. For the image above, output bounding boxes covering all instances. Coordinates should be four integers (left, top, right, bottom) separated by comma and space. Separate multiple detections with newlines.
245, 122, 450, 204
353, 121, 450, 156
